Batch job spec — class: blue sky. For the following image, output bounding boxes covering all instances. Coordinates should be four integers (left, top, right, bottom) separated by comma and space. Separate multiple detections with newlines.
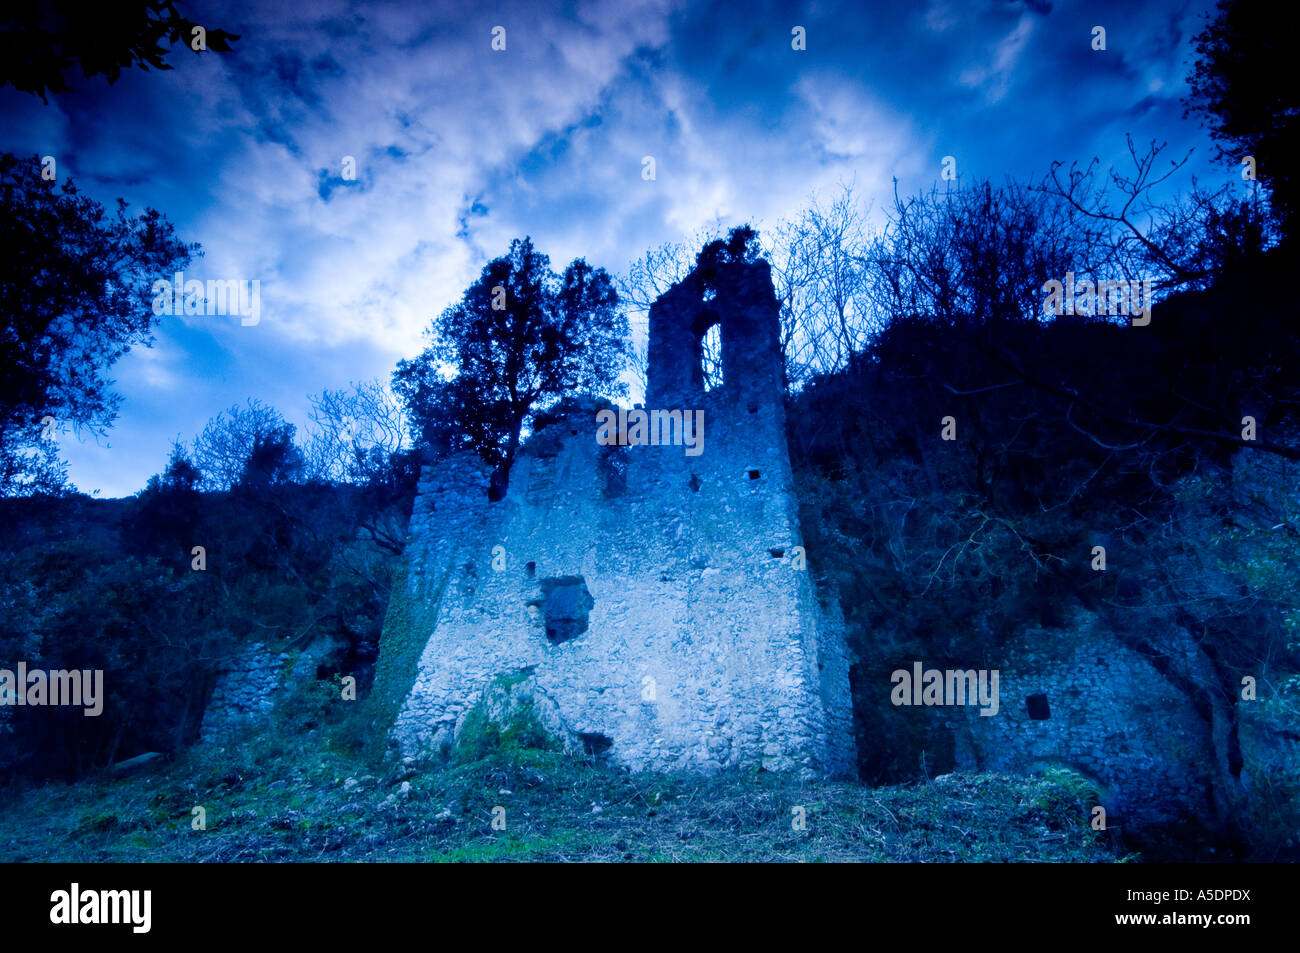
0, 0, 1230, 496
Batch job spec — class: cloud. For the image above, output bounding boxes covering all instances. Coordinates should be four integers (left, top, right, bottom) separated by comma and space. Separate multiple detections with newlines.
958, 13, 1036, 104
0, 0, 1231, 496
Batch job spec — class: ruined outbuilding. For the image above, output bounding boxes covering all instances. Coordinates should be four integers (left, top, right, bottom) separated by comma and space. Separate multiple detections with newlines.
374, 258, 856, 776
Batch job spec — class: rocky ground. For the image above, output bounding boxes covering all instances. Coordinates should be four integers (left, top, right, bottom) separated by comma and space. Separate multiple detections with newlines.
0, 724, 1122, 863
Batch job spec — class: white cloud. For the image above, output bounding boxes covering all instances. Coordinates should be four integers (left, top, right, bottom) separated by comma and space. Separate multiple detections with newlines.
957, 13, 1035, 104
164, 0, 681, 360
925, 1, 959, 33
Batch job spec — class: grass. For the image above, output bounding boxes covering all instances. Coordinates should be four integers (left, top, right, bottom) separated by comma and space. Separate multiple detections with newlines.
0, 712, 1125, 862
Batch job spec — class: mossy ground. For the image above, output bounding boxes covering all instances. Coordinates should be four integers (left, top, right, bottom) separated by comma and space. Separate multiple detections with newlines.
0, 693, 1125, 862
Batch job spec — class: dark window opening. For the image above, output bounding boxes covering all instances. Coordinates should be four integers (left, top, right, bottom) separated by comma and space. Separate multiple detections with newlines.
599, 444, 629, 498
580, 731, 614, 758
747, 469, 760, 480
534, 575, 594, 645
768, 548, 784, 558
487, 468, 508, 502
688, 473, 701, 492
1026, 693, 1051, 720
525, 561, 536, 578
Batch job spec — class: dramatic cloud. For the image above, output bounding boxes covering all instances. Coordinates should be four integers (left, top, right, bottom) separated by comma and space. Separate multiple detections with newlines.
0, 0, 1228, 495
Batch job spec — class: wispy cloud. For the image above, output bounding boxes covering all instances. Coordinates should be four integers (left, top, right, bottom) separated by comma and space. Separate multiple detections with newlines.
0, 0, 1227, 496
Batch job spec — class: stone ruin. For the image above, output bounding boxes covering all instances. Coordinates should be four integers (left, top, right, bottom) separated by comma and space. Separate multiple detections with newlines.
189, 254, 1276, 850
373, 256, 856, 776
201, 253, 1265, 845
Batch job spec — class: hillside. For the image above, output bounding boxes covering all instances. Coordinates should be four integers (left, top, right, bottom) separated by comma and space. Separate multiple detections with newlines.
0, 707, 1119, 863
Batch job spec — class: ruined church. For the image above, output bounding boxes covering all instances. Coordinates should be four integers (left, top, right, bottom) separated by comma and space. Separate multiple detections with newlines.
372, 257, 856, 777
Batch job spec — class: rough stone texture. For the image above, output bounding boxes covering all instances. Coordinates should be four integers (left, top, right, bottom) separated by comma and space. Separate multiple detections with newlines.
288, 633, 348, 682
463, 671, 583, 755
199, 644, 288, 742
376, 259, 856, 777
947, 607, 1240, 832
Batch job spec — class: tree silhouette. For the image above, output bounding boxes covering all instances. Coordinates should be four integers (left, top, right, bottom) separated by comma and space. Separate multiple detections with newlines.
411, 237, 628, 495
0, 0, 238, 102
0, 153, 196, 495
1184, 0, 1300, 238
191, 400, 297, 491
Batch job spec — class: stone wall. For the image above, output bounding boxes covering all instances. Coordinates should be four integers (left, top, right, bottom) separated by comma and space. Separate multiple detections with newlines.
947, 608, 1240, 834
376, 258, 856, 777
199, 644, 288, 743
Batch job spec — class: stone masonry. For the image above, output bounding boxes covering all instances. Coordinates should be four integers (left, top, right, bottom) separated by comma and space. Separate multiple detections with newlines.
200, 644, 288, 743
375, 257, 856, 777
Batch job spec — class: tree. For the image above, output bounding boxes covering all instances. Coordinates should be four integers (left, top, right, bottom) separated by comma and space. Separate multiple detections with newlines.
304, 379, 410, 486
416, 237, 628, 492
156, 440, 202, 492
0, 152, 196, 496
1034, 140, 1297, 464
768, 186, 873, 383
0, 0, 238, 102
191, 400, 298, 491
1184, 0, 1300, 238
693, 223, 762, 275
131, 441, 203, 555
392, 352, 472, 460
867, 177, 1107, 330
1038, 136, 1278, 297
237, 425, 303, 490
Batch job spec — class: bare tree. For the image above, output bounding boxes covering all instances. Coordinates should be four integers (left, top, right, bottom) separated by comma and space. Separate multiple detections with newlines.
767, 183, 874, 383
863, 176, 1109, 329
304, 379, 409, 485
191, 399, 298, 491
1037, 135, 1279, 295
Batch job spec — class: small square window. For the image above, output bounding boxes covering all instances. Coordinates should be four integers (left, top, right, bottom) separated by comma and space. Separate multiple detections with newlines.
1026, 693, 1051, 720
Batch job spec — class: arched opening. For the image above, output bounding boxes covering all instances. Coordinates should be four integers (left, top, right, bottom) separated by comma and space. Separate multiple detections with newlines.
700, 323, 723, 391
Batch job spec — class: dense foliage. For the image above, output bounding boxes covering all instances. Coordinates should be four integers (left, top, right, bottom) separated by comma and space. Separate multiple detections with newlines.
0, 449, 413, 781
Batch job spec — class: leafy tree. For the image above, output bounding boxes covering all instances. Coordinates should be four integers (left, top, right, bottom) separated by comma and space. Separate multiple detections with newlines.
0, 427, 67, 497
236, 424, 303, 490
0, 153, 196, 495
391, 352, 465, 459
1184, 0, 1300, 237
413, 237, 628, 492
693, 223, 761, 274
131, 441, 203, 554
156, 440, 202, 492
0, 0, 238, 102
